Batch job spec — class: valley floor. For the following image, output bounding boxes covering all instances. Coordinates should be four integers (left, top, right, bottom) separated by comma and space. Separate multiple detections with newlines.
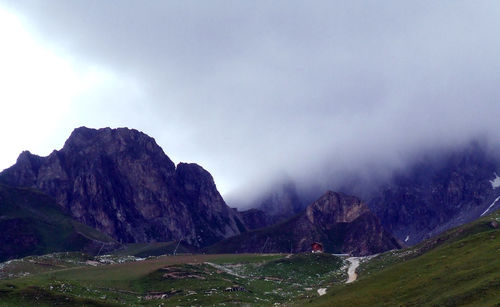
0, 253, 347, 306
1, 211, 499, 306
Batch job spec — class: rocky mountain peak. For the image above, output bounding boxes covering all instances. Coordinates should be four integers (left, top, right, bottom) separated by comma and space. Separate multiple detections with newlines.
306, 191, 370, 226
0, 126, 244, 247
369, 141, 500, 244
209, 190, 401, 256
62, 127, 176, 171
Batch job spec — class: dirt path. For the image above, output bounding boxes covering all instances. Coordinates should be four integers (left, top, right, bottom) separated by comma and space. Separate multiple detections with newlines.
204, 262, 246, 278
346, 257, 360, 283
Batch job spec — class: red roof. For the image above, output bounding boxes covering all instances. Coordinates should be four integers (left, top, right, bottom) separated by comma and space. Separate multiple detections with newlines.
311, 242, 323, 251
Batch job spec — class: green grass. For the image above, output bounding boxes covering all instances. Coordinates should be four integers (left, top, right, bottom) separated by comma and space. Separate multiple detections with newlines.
2, 211, 499, 307
208, 254, 284, 264
0, 252, 93, 279
253, 253, 345, 285
0, 184, 117, 262
110, 242, 179, 257
310, 213, 500, 307
0, 253, 345, 306
2, 185, 499, 306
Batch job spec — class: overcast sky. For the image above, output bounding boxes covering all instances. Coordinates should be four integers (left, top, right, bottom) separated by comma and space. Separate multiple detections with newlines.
1, 1, 500, 204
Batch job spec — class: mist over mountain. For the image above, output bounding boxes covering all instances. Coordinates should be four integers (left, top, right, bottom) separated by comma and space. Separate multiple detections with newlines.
208, 191, 401, 256
2, 2, 500, 200
241, 139, 500, 245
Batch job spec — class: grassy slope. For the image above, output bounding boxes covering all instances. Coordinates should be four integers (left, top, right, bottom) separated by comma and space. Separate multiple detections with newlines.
0, 184, 116, 261
311, 212, 500, 307
0, 253, 345, 306
110, 242, 194, 257
2, 183, 499, 306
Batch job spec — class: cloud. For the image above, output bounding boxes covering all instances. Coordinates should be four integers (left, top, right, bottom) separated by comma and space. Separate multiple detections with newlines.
2, 1, 500, 203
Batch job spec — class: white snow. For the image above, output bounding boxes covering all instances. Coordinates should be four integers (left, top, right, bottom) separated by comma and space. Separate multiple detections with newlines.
490, 173, 500, 189
481, 196, 500, 217
404, 235, 410, 242
346, 257, 360, 283
317, 288, 327, 296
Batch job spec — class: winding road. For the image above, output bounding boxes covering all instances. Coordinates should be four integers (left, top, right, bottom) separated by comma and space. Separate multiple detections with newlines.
346, 257, 360, 283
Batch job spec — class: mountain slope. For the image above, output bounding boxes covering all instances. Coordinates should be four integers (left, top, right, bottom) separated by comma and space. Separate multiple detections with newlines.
311, 210, 500, 306
206, 191, 401, 256
369, 142, 500, 245
0, 127, 245, 247
250, 142, 500, 246
0, 183, 117, 262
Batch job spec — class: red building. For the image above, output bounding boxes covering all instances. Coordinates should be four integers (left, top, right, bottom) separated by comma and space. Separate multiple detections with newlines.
311, 242, 324, 253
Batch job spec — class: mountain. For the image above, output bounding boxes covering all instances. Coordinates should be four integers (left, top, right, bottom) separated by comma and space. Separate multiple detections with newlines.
206, 191, 401, 256
257, 181, 303, 222
0, 127, 246, 247
238, 208, 271, 230
0, 183, 118, 262
311, 207, 500, 306
250, 142, 500, 246
368, 142, 500, 245
237, 180, 316, 229
0, 206, 497, 306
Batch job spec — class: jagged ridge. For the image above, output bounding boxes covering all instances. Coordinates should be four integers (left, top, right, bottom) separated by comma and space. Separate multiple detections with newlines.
206, 191, 401, 256
0, 127, 245, 247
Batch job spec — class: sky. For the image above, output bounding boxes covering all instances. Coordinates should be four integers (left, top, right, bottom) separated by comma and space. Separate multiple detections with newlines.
1, 1, 500, 205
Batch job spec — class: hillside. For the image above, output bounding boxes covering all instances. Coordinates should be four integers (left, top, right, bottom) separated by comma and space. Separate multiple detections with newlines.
369, 143, 500, 245
0, 210, 498, 305
206, 191, 401, 256
0, 183, 118, 262
250, 143, 500, 247
311, 210, 500, 306
0, 253, 346, 306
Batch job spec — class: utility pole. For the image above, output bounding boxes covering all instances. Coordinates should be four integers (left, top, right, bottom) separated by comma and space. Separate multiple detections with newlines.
97, 242, 105, 257
173, 238, 183, 255
260, 237, 269, 254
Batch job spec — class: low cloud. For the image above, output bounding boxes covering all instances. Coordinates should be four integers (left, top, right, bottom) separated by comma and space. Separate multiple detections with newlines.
2, 1, 500, 204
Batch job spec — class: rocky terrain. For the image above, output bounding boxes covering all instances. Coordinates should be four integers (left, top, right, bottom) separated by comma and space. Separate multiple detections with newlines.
207, 191, 401, 256
3, 125, 496, 259
250, 142, 500, 246
238, 208, 271, 230
0, 127, 246, 247
368, 143, 500, 244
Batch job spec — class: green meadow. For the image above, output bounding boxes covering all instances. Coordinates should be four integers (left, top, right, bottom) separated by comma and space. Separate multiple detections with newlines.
1, 212, 499, 306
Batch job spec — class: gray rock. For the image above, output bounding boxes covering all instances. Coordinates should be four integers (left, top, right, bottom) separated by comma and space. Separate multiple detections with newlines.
1, 127, 245, 247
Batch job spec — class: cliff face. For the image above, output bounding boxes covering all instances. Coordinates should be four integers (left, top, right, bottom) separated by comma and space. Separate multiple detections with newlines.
239, 208, 270, 230
0, 127, 245, 247
369, 143, 500, 245
207, 191, 400, 256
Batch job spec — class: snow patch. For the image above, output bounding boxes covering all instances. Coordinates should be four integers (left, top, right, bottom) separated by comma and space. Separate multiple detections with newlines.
490, 173, 500, 189
404, 235, 410, 242
317, 288, 327, 296
481, 196, 500, 217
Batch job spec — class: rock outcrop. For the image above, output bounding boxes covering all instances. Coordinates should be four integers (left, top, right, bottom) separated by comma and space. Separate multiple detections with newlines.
369, 143, 500, 244
206, 191, 401, 256
0, 127, 246, 247
238, 208, 271, 230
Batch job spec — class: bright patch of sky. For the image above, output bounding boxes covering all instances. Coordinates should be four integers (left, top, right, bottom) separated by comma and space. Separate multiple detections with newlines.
0, 7, 141, 171
2, 1, 500, 200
